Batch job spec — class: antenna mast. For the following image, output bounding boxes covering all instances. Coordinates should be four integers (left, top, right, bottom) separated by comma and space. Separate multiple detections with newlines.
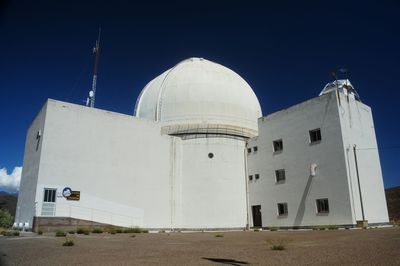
87, 28, 101, 108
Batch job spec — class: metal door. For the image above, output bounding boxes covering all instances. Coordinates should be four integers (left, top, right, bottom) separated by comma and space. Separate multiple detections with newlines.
252, 205, 262, 227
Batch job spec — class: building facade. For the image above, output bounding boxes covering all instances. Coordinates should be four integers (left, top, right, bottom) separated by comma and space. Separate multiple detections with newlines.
248, 81, 389, 228
14, 58, 389, 231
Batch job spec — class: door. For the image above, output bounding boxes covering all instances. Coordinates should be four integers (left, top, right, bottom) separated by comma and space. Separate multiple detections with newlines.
252, 205, 262, 227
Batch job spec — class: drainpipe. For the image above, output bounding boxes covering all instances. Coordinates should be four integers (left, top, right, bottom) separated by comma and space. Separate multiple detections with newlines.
244, 145, 250, 230
353, 144, 365, 221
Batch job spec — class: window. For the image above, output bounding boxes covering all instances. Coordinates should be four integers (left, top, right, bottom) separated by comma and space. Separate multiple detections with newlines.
316, 198, 329, 213
309, 128, 321, 143
275, 169, 286, 183
36, 130, 41, 151
247, 148, 252, 153
273, 139, 283, 152
277, 203, 288, 216
255, 174, 260, 180
249, 175, 253, 181
43, 188, 56, 203
42, 188, 57, 216
253, 146, 258, 152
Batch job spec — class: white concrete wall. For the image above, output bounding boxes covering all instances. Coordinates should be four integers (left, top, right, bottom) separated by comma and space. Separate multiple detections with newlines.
337, 93, 389, 224
248, 92, 355, 227
17, 99, 250, 230
33, 100, 174, 228
19, 90, 387, 230
15, 103, 48, 228
174, 137, 248, 229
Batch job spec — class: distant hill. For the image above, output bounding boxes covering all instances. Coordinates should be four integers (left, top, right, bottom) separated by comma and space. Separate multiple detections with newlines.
0, 191, 18, 217
386, 186, 400, 221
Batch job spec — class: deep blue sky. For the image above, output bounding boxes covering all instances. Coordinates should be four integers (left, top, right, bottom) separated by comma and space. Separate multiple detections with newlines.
0, 1, 399, 188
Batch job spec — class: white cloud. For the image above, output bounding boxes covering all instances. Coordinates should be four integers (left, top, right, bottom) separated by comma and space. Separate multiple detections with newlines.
0, 166, 22, 193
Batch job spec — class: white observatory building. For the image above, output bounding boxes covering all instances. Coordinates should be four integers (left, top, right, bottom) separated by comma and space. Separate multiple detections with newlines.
248, 80, 388, 228
15, 58, 389, 231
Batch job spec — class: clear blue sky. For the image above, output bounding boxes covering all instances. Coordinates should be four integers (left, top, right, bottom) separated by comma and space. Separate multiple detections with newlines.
0, 1, 399, 188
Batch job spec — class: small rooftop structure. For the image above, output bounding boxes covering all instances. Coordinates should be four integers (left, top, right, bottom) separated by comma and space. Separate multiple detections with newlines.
320, 79, 361, 101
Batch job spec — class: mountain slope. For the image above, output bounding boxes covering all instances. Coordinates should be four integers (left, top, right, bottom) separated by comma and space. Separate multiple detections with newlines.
0, 191, 17, 217
386, 186, 400, 221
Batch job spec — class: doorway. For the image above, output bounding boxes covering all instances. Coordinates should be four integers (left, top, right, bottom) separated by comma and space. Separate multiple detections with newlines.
252, 205, 262, 227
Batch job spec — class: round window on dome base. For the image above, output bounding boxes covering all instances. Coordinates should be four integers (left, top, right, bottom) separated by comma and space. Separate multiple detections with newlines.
208, 153, 214, 159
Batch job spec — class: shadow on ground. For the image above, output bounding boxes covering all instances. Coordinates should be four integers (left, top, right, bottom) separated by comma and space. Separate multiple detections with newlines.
202, 257, 249, 265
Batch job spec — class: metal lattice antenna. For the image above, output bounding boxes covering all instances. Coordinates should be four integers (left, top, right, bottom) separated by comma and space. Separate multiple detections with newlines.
87, 28, 101, 108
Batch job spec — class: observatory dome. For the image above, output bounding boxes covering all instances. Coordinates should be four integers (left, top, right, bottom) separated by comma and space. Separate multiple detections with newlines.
134, 58, 262, 138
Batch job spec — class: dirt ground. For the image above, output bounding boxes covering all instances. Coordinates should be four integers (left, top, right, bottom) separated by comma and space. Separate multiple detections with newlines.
1, 227, 399, 266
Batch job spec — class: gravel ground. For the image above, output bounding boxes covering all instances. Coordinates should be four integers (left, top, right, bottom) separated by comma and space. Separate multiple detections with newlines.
0, 227, 399, 265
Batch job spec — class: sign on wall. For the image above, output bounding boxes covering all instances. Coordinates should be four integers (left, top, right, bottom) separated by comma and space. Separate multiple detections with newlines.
62, 187, 81, 201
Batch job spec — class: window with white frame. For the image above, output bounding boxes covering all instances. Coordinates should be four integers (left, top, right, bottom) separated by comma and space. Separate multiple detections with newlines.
249, 175, 253, 181
43, 188, 56, 202
255, 174, 260, 180
277, 203, 288, 216
309, 128, 322, 143
41, 188, 57, 216
316, 198, 329, 213
275, 169, 286, 183
273, 139, 283, 152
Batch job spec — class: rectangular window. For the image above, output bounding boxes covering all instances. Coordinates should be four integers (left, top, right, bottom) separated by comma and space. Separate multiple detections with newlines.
316, 198, 329, 213
309, 128, 322, 143
255, 174, 260, 180
43, 188, 56, 203
253, 146, 258, 152
36, 130, 41, 151
247, 148, 252, 153
277, 203, 288, 216
275, 169, 286, 183
249, 175, 253, 181
273, 139, 283, 152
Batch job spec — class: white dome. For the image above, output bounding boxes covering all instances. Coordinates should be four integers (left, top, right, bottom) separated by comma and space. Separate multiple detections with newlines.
134, 57, 262, 138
